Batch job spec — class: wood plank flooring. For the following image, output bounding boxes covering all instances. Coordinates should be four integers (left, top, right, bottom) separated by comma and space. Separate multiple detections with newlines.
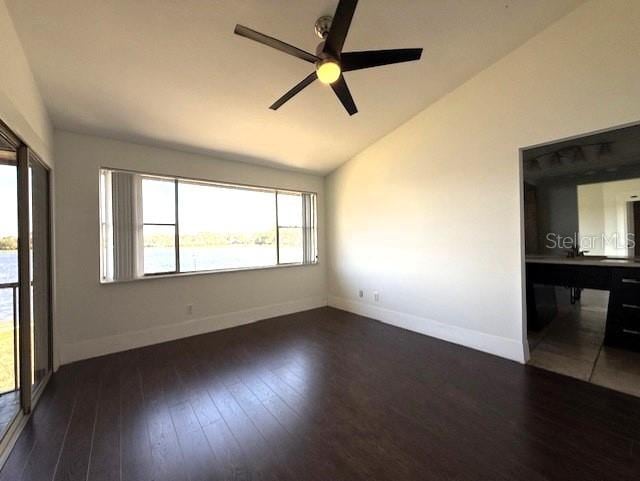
1, 307, 639, 481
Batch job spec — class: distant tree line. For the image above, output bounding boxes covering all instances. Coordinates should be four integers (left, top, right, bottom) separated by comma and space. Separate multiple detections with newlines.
144, 230, 302, 248
1, 231, 304, 251
0, 236, 17, 250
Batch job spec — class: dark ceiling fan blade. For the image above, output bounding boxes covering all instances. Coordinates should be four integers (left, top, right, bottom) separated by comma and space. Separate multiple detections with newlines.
270, 72, 318, 110
323, 0, 358, 58
331, 76, 357, 116
341, 48, 423, 72
234, 25, 318, 63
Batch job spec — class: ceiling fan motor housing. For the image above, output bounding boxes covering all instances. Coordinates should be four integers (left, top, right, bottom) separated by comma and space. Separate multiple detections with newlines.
314, 16, 333, 39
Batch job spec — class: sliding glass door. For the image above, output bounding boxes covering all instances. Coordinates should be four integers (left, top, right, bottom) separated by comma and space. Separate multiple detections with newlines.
0, 128, 19, 439
0, 121, 51, 445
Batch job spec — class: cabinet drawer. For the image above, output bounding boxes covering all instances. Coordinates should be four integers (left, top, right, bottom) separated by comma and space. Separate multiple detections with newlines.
620, 304, 640, 335
619, 277, 640, 304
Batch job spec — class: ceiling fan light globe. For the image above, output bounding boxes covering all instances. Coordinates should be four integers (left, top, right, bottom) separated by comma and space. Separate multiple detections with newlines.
316, 60, 341, 84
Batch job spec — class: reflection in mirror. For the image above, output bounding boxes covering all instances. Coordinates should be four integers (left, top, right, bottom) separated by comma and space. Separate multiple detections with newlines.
524, 124, 640, 259
578, 179, 640, 257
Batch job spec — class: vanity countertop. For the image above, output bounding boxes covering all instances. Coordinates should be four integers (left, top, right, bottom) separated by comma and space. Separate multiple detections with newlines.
526, 255, 640, 268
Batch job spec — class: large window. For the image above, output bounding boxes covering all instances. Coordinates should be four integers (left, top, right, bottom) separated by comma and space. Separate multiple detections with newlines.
99, 169, 317, 282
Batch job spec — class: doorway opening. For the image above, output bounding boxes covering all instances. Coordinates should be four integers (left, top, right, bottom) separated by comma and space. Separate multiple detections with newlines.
521, 122, 640, 398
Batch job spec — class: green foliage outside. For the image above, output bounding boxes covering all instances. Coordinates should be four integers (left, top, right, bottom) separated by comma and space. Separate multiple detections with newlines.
0, 236, 18, 392
144, 229, 302, 248
0, 231, 304, 250
0, 324, 15, 393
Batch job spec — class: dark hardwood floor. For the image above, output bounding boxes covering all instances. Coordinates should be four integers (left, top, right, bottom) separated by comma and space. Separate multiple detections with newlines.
1, 307, 640, 481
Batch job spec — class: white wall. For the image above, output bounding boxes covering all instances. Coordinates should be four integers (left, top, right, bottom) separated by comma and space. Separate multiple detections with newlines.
54, 131, 327, 365
325, 0, 640, 363
0, 0, 51, 163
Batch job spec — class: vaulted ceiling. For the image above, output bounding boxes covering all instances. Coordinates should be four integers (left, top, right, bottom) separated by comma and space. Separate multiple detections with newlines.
7, 0, 583, 173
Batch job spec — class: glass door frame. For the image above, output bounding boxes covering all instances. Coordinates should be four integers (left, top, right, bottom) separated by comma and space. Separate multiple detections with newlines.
0, 119, 52, 436
17, 144, 31, 413
0, 121, 23, 451
26, 148, 53, 406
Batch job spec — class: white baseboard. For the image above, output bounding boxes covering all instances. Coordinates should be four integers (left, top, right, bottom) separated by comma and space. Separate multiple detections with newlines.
61, 296, 328, 364
328, 296, 525, 363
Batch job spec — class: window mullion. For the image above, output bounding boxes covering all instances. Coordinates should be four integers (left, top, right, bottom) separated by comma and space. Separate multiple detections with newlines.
302, 193, 308, 264
275, 191, 280, 265
175, 179, 180, 273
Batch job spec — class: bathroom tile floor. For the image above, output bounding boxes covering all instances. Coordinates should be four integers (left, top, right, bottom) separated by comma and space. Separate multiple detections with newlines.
528, 289, 640, 398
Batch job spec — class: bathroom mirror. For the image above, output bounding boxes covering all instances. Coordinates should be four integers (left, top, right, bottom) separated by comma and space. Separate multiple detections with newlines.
523, 124, 640, 258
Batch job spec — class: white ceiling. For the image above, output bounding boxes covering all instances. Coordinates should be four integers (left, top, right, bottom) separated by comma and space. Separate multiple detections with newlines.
7, 0, 583, 174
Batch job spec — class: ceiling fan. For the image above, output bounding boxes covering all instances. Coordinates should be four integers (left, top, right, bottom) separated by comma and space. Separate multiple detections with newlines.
234, 0, 423, 116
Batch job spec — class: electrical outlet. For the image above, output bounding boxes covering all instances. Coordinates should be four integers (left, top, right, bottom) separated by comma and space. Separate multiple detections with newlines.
358, 289, 364, 298
187, 304, 193, 316
374, 291, 380, 302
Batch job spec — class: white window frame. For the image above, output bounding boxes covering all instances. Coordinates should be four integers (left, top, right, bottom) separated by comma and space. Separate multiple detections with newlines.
99, 170, 113, 282
99, 168, 318, 283
140, 175, 179, 276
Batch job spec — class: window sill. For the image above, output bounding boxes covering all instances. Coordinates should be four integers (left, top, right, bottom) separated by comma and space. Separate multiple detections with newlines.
99, 260, 319, 285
